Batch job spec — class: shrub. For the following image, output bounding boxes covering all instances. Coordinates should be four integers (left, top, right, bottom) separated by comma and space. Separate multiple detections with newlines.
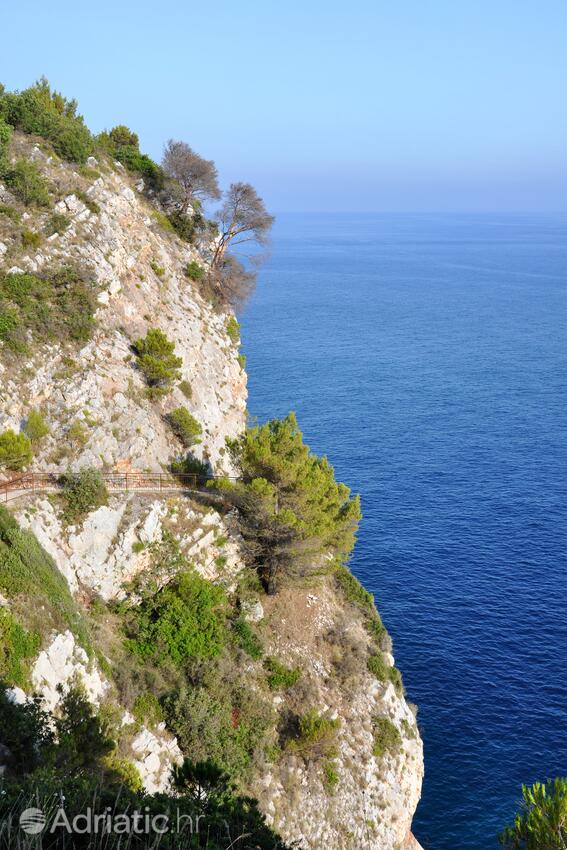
232, 617, 263, 659
323, 759, 339, 790
4, 160, 50, 207
133, 328, 182, 397
23, 409, 49, 445
126, 569, 228, 666
20, 228, 41, 249
0, 267, 97, 354
226, 316, 240, 344
150, 260, 165, 277
0, 609, 40, 688
179, 379, 192, 399
132, 692, 164, 729
166, 209, 196, 242
372, 716, 401, 758
288, 710, 340, 760
46, 212, 70, 235
151, 210, 176, 234
0, 79, 94, 163
238, 353, 247, 370
0, 203, 20, 223
185, 260, 205, 281
60, 468, 108, 521
170, 455, 209, 477
367, 652, 404, 694
168, 406, 202, 447
0, 116, 12, 168
0, 430, 32, 470
264, 656, 301, 690
97, 126, 164, 191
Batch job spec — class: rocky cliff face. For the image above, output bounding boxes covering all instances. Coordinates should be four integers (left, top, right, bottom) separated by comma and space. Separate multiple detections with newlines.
0, 132, 423, 850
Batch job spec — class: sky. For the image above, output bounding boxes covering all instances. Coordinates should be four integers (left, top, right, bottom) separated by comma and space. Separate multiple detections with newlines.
1, 0, 566, 212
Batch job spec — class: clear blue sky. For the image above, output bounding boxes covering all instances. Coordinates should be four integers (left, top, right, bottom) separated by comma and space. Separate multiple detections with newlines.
2, 0, 566, 212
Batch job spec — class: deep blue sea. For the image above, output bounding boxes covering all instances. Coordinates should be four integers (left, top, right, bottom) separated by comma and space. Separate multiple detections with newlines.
240, 213, 567, 850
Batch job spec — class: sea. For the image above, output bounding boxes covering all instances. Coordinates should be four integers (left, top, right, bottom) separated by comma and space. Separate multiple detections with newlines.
240, 212, 567, 850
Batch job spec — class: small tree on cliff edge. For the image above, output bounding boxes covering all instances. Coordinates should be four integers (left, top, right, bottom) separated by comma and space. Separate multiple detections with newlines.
162, 139, 221, 213
210, 182, 274, 306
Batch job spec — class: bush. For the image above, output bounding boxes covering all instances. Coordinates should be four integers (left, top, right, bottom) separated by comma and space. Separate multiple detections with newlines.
20, 228, 41, 249
23, 409, 49, 444
367, 652, 404, 694
372, 716, 401, 758
4, 159, 50, 206
0, 429, 32, 470
323, 759, 339, 790
232, 617, 263, 659
0, 79, 94, 163
60, 468, 108, 521
288, 710, 340, 760
264, 656, 301, 690
238, 353, 247, 370
179, 379, 192, 398
0, 609, 40, 687
0, 203, 20, 223
0, 116, 12, 168
170, 455, 209, 477
168, 406, 202, 447
132, 692, 164, 729
126, 569, 228, 666
97, 126, 164, 191
226, 316, 240, 344
185, 260, 205, 281
46, 212, 70, 235
0, 268, 97, 354
133, 328, 182, 397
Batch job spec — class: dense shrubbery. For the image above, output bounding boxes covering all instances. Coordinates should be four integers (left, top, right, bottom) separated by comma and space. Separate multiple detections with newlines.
0, 609, 40, 687
264, 656, 301, 690
4, 159, 50, 206
125, 569, 228, 666
60, 468, 108, 521
0, 430, 32, 470
287, 710, 340, 760
0, 78, 94, 163
133, 328, 182, 398
167, 406, 202, 447
232, 616, 263, 659
0, 267, 96, 354
97, 124, 164, 191
0, 686, 291, 849
367, 653, 404, 695
216, 412, 361, 592
185, 260, 205, 281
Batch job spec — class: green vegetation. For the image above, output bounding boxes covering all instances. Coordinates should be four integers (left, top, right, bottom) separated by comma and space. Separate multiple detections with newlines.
226, 315, 241, 344
238, 352, 247, 370
0, 429, 32, 470
20, 228, 41, 249
0, 203, 20, 223
372, 716, 401, 758
232, 617, 263, 659
0, 267, 96, 354
323, 759, 339, 790
125, 569, 228, 666
150, 259, 165, 277
219, 412, 361, 592
185, 259, 205, 281
60, 467, 108, 521
335, 562, 389, 649
0, 505, 89, 648
133, 327, 182, 398
23, 408, 49, 445
47, 211, 70, 235
4, 159, 50, 206
97, 124, 164, 191
264, 656, 301, 690
0, 78, 94, 163
367, 652, 404, 694
0, 685, 289, 850
167, 406, 202, 447
288, 709, 340, 760
500, 778, 567, 850
0, 609, 40, 688
132, 692, 164, 729
179, 378, 192, 398
0, 115, 11, 168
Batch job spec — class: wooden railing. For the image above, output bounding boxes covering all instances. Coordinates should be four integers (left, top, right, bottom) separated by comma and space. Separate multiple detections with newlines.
0, 471, 237, 504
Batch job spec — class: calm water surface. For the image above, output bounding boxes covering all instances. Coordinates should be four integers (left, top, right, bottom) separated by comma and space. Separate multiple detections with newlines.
240, 213, 567, 850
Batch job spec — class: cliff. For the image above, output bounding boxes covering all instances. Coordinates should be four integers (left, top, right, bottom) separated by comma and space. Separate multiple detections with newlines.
0, 118, 423, 849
